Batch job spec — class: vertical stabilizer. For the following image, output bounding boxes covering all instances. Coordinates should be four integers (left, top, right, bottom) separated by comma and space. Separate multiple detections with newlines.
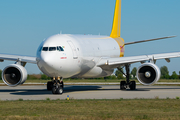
110, 0, 121, 38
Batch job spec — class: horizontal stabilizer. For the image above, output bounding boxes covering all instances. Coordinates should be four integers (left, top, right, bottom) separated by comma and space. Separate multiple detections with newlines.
125, 36, 176, 45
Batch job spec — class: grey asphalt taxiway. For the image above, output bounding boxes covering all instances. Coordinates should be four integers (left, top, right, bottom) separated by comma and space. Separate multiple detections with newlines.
0, 85, 180, 100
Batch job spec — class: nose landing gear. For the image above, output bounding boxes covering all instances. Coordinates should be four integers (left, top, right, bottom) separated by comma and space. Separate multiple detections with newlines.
47, 77, 64, 94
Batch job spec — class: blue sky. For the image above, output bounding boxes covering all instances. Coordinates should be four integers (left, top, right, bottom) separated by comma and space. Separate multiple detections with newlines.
0, 0, 180, 75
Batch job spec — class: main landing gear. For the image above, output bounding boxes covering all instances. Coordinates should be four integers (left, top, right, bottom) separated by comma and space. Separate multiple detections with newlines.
118, 64, 136, 90
47, 77, 64, 94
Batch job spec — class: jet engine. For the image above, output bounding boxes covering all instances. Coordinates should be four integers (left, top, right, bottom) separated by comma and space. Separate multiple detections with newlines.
2, 64, 27, 87
137, 63, 161, 85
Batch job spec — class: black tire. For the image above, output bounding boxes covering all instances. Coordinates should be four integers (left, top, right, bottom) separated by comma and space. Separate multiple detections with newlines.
120, 81, 126, 90
60, 81, 64, 88
129, 81, 136, 90
56, 87, 63, 94
47, 81, 53, 91
52, 86, 56, 94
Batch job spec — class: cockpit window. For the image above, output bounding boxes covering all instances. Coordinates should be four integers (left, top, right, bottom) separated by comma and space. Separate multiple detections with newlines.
49, 47, 56, 51
59, 46, 64, 51
57, 46, 64, 51
42, 46, 64, 51
42, 47, 48, 51
57, 46, 60, 51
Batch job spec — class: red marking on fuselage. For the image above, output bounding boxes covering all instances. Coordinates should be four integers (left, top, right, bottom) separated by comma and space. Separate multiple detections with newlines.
60, 57, 67, 59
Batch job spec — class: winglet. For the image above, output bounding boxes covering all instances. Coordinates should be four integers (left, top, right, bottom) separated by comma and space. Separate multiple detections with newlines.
110, 0, 121, 38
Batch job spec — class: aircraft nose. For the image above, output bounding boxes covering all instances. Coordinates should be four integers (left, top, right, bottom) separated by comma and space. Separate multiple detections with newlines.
41, 53, 49, 63
39, 52, 55, 68
37, 52, 60, 77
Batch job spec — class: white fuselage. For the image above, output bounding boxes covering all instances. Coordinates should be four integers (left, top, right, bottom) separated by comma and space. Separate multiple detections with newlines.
36, 34, 124, 78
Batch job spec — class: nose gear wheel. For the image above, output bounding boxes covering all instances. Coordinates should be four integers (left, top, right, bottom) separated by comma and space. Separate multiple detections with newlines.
47, 77, 64, 94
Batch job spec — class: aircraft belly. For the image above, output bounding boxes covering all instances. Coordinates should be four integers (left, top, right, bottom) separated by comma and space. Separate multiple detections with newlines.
71, 57, 113, 78
81, 66, 113, 78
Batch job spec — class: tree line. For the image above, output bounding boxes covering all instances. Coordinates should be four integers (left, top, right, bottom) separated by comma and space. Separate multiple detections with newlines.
160, 66, 180, 79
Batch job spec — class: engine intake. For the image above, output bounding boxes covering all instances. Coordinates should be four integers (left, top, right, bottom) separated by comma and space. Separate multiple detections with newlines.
137, 63, 161, 85
2, 64, 27, 87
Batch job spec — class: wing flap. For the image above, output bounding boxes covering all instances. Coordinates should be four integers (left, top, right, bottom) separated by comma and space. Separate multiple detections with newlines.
98, 52, 180, 67
153, 52, 180, 60
108, 55, 149, 65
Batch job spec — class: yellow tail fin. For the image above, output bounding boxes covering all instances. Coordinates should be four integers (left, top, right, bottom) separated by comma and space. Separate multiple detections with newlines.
110, 0, 121, 38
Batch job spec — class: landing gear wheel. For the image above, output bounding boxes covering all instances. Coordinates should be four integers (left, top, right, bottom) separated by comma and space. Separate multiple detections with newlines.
51, 77, 64, 95
120, 81, 126, 90
60, 81, 64, 88
52, 86, 56, 94
52, 85, 62, 94
129, 81, 136, 90
52, 81, 64, 94
47, 81, 53, 91
118, 64, 137, 90
56, 87, 63, 94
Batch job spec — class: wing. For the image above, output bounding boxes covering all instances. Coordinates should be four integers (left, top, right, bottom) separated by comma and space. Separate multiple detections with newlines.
125, 36, 176, 45
0, 53, 37, 64
97, 52, 180, 68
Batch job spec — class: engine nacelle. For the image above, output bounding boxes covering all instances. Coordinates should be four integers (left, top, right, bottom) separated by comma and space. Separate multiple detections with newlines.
2, 64, 27, 87
137, 63, 161, 86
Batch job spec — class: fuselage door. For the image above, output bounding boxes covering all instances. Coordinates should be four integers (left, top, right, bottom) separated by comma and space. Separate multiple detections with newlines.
67, 41, 78, 59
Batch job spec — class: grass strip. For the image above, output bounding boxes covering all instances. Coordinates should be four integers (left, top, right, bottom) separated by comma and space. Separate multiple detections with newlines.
0, 99, 180, 120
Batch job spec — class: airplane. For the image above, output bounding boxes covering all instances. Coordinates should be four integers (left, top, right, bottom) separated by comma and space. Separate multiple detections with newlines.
0, 0, 179, 94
